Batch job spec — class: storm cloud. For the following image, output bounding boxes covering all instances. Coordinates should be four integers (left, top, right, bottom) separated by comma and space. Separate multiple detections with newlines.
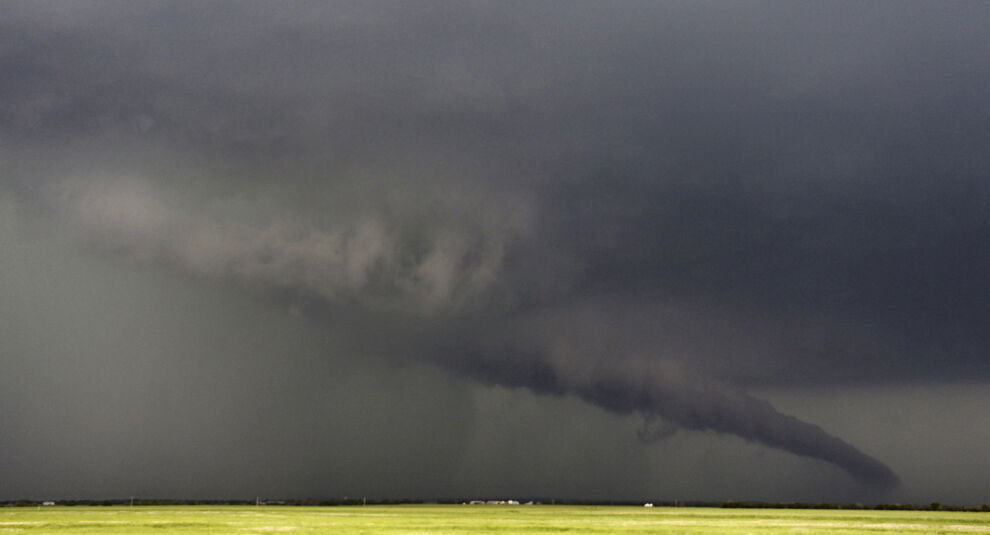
3, 0, 990, 502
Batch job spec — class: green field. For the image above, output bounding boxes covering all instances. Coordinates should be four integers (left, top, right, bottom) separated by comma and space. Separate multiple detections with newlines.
2, 505, 990, 534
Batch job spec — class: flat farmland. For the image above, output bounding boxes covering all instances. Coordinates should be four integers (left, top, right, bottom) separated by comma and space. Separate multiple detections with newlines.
2, 505, 990, 534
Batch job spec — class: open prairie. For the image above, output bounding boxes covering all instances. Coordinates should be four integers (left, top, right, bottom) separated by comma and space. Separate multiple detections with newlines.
2, 505, 989, 534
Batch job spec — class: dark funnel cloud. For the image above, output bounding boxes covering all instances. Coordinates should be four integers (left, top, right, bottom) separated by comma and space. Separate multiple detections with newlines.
572, 371, 900, 490
438, 338, 900, 491
3, 0, 990, 502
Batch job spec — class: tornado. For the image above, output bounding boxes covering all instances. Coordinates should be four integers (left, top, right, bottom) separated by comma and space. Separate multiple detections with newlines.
452, 355, 901, 491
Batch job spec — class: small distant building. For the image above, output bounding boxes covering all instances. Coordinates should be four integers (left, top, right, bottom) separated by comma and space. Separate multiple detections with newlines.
644, 503, 654, 508
42, 501, 55, 506
506, 500, 519, 505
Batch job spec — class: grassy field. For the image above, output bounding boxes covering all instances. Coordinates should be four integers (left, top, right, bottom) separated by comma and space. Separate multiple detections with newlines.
2, 505, 990, 534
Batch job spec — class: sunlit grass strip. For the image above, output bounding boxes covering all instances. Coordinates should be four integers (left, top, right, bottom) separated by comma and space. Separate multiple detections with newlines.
2, 505, 990, 534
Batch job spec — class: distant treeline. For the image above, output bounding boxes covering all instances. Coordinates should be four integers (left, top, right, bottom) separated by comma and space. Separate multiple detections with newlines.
720, 501, 990, 512
1, 499, 418, 507
4, 499, 990, 512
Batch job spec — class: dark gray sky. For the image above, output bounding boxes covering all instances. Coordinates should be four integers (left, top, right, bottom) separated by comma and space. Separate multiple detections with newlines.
3, 0, 990, 504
